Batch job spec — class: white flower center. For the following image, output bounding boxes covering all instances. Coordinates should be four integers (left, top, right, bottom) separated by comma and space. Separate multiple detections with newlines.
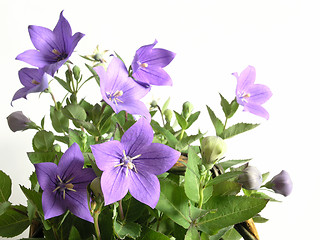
114, 150, 140, 177
106, 90, 124, 105
52, 175, 76, 200
238, 91, 251, 103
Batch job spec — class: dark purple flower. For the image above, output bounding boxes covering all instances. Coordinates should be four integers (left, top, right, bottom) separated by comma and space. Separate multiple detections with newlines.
267, 170, 293, 197
91, 118, 180, 208
95, 57, 151, 120
238, 166, 262, 190
12, 68, 49, 103
131, 40, 175, 87
232, 66, 272, 119
7, 111, 31, 132
16, 11, 84, 76
35, 143, 96, 222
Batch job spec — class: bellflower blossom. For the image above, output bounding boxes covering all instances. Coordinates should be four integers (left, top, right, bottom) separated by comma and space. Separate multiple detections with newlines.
16, 11, 84, 76
91, 118, 180, 208
34, 143, 96, 222
131, 40, 175, 87
95, 57, 151, 120
7, 111, 31, 132
266, 170, 293, 197
232, 66, 272, 119
12, 68, 49, 103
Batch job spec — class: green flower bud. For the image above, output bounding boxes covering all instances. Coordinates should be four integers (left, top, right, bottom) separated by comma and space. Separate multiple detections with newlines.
182, 101, 193, 119
164, 109, 173, 123
90, 177, 103, 199
201, 136, 227, 169
150, 100, 158, 108
72, 65, 81, 81
53, 144, 61, 152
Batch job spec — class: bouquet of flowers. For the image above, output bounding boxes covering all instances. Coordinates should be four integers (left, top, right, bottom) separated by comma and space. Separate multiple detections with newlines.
2, 11, 293, 240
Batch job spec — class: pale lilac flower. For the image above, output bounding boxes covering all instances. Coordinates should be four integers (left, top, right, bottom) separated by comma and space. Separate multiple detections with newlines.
267, 170, 293, 197
232, 66, 272, 119
91, 118, 180, 208
238, 166, 262, 190
35, 143, 96, 222
131, 40, 175, 87
16, 11, 84, 76
12, 68, 49, 103
95, 57, 151, 120
7, 111, 31, 132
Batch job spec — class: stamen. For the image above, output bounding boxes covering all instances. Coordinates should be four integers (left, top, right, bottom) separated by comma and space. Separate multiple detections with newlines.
140, 63, 148, 68
57, 175, 63, 183
123, 150, 127, 159
52, 49, 61, 55
65, 177, 74, 183
53, 186, 60, 192
31, 80, 40, 85
131, 154, 141, 160
114, 162, 124, 168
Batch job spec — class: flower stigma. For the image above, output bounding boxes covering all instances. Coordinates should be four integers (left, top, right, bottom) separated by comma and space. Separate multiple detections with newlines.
52, 49, 68, 62
53, 175, 76, 200
140, 63, 148, 68
106, 90, 124, 105
31, 79, 40, 85
114, 150, 140, 177
239, 92, 251, 103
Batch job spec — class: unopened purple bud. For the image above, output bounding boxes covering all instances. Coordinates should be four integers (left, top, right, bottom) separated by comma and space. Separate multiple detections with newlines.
7, 111, 31, 132
238, 166, 262, 190
267, 170, 293, 197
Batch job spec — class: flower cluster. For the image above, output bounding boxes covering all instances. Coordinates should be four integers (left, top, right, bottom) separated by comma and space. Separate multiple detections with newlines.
3, 11, 293, 240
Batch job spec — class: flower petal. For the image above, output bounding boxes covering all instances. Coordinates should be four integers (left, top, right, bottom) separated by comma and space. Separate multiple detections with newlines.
11, 87, 29, 102
235, 65, 256, 92
34, 162, 58, 191
65, 189, 93, 222
16, 50, 50, 68
144, 48, 176, 68
116, 100, 151, 122
91, 141, 123, 171
243, 103, 269, 120
101, 167, 129, 205
133, 66, 172, 86
42, 190, 66, 219
28, 25, 58, 55
134, 143, 180, 175
246, 84, 272, 105
121, 118, 153, 156
128, 170, 160, 209
53, 11, 72, 53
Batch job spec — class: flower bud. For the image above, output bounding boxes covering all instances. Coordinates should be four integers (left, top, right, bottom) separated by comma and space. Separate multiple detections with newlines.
7, 111, 31, 132
53, 144, 61, 152
72, 65, 81, 81
182, 101, 193, 119
238, 166, 262, 190
150, 100, 158, 108
201, 136, 227, 169
164, 109, 173, 123
265, 170, 293, 197
90, 177, 103, 199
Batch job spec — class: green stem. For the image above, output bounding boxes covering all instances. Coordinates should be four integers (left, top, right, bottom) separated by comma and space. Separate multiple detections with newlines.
223, 118, 228, 131
67, 63, 76, 93
48, 88, 58, 110
198, 187, 204, 209
156, 105, 165, 126
179, 129, 185, 141
118, 200, 125, 221
93, 211, 102, 240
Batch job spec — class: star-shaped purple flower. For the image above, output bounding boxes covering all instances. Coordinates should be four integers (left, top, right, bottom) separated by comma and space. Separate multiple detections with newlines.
131, 40, 176, 87
232, 66, 272, 119
91, 118, 180, 208
94, 57, 151, 120
34, 143, 96, 222
16, 11, 84, 76
12, 68, 49, 103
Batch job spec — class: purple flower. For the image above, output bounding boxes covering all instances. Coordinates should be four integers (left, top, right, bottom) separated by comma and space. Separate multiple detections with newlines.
267, 170, 293, 197
35, 143, 96, 222
131, 40, 175, 87
232, 66, 272, 119
95, 57, 151, 120
91, 118, 180, 208
7, 111, 31, 132
12, 68, 49, 103
16, 11, 84, 76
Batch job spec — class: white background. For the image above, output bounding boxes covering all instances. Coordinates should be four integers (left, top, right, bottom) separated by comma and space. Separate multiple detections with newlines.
1, 0, 319, 239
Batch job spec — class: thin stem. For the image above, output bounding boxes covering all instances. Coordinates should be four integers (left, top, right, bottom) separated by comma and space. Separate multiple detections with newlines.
179, 129, 185, 141
118, 200, 125, 221
94, 211, 102, 240
48, 89, 58, 110
67, 63, 76, 93
156, 105, 165, 126
223, 117, 228, 131
198, 187, 204, 209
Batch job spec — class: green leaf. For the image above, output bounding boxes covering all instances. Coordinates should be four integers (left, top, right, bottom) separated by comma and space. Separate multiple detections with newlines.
162, 97, 171, 112
219, 94, 231, 118
220, 227, 242, 240
62, 104, 87, 122
218, 159, 251, 170
0, 205, 29, 237
211, 181, 242, 197
50, 106, 69, 133
151, 120, 178, 148
68, 226, 81, 240
19, 186, 43, 216
156, 179, 191, 228
174, 111, 188, 130
0, 171, 11, 203
85, 63, 100, 85
207, 171, 242, 186
176, 132, 205, 152
32, 130, 55, 152
220, 123, 259, 139
206, 106, 224, 136
197, 196, 268, 235
0, 202, 11, 216
184, 148, 201, 203
252, 214, 269, 223
27, 151, 62, 164
54, 76, 72, 92
229, 98, 239, 118
186, 111, 200, 129
185, 225, 201, 240
141, 227, 171, 240
114, 221, 141, 239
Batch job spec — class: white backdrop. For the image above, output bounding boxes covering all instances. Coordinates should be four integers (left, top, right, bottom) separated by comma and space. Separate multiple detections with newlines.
1, 0, 319, 239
